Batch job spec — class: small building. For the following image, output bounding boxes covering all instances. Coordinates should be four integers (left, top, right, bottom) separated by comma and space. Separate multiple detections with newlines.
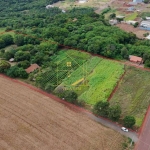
133, 0, 143, 3
46, 5, 54, 9
129, 55, 143, 64
140, 21, 150, 31
146, 35, 150, 40
127, 7, 135, 12
9, 58, 14, 62
126, 20, 138, 25
25, 64, 40, 74
109, 19, 118, 25
116, 15, 125, 19
145, 17, 150, 21
128, 2, 137, 5
79, 0, 87, 3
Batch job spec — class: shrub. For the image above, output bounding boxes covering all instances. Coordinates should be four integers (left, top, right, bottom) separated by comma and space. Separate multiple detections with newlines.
123, 116, 136, 128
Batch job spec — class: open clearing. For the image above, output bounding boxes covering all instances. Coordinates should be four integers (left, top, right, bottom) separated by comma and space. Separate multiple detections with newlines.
0, 75, 127, 150
110, 66, 150, 127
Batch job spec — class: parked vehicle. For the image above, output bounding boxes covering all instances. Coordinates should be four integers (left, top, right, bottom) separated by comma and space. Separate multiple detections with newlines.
121, 127, 129, 132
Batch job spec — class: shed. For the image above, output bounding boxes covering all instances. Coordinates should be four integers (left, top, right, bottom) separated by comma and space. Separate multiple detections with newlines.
25, 64, 40, 74
129, 55, 143, 64
140, 21, 150, 31
127, 7, 135, 12
133, 0, 143, 3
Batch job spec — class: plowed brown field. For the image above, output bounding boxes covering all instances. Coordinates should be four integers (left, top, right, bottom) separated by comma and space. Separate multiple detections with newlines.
0, 75, 125, 150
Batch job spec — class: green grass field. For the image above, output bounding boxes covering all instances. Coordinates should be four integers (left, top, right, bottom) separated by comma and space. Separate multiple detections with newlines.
124, 12, 138, 21
110, 66, 150, 127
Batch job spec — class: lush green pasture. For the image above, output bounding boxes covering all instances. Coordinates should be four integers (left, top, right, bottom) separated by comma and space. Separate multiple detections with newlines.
110, 66, 150, 127
79, 60, 124, 105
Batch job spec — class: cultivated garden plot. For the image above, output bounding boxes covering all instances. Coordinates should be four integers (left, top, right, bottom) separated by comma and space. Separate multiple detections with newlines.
0, 75, 126, 150
37, 50, 125, 106
110, 66, 150, 127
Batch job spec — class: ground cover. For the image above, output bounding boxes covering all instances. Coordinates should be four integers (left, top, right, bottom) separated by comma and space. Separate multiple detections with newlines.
124, 12, 138, 21
110, 66, 150, 127
78, 59, 124, 105
0, 75, 128, 150
0, 28, 14, 36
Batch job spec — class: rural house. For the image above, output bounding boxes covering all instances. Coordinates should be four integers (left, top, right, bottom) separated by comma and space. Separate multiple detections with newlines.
25, 64, 40, 74
129, 55, 143, 64
140, 21, 150, 31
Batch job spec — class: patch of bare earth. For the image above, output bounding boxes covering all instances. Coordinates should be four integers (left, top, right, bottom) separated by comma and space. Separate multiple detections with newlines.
116, 23, 150, 39
0, 75, 125, 150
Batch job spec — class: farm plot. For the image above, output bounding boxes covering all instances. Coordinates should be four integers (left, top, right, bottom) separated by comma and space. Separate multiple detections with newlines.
110, 66, 150, 127
78, 59, 124, 105
0, 75, 126, 150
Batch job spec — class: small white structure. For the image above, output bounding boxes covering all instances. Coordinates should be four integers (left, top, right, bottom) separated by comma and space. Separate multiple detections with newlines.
62, 9, 66, 13
126, 20, 138, 25
79, 0, 87, 3
146, 35, 150, 40
116, 15, 125, 19
146, 17, 150, 20
46, 5, 54, 9
109, 19, 118, 25
9, 58, 14, 62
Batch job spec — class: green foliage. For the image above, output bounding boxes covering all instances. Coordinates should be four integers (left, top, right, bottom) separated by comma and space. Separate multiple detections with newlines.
6, 66, 28, 78
123, 116, 136, 128
93, 101, 110, 117
60, 90, 78, 104
0, 60, 11, 73
17, 60, 30, 69
108, 105, 121, 121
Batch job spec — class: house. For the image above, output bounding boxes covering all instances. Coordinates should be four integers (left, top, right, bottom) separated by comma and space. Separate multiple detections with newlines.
126, 20, 138, 25
145, 17, 150, 21
25, 64, 40, 74
129, 55, 143, 64
140, 21, 150, 31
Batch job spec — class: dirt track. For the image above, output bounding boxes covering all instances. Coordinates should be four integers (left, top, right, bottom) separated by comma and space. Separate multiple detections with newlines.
0, 75, 125, 150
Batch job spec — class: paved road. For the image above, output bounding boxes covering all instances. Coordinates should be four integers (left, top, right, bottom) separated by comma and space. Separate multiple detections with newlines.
135, 106, 150, 150
81, 111, 138, 142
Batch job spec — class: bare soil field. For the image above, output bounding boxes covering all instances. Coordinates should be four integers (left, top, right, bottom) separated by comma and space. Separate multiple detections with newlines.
0, 75, 126, 150
116, 23, 150, 39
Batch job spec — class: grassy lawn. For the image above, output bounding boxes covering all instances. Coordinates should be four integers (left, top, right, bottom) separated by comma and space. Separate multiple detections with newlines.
110, 66, 150, 127
124, 12, 138, 21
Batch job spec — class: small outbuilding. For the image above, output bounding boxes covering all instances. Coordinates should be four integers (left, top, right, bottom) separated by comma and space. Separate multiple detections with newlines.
129, 55, 143, 64
25, 64, 40, 74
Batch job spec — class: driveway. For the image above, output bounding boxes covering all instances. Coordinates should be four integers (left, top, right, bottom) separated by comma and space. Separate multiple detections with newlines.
83, 111, 138, 142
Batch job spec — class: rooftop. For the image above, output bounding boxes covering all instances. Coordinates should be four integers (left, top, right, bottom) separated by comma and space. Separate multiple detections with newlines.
25, 64, 40, 74
129, 55, 143, 62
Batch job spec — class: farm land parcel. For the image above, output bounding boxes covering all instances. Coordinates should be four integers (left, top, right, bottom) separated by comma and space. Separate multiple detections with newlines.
42, 50, 124, 105
110, 66, 150, 127
0, 75, 127, 150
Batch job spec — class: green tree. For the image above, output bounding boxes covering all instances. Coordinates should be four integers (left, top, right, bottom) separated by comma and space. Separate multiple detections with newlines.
123, 116, 136, 128
6, 66, 28, 78
0, 60, 11, 73
2, 34, 14, 46
93, 101, 109, 117
61, 90, 78, 104
0, 38, 5, 48
108, 105, 121, 121
14, 35, 24, 46
109, 13, 116, 19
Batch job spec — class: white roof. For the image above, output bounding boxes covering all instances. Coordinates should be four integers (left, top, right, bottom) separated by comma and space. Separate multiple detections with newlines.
146, 35, 150, 40
140, 21, 150, 28
146, 17, 150, 20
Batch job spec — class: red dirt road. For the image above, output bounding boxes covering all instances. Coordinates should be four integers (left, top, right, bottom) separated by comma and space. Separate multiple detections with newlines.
135, 106, 150, 150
